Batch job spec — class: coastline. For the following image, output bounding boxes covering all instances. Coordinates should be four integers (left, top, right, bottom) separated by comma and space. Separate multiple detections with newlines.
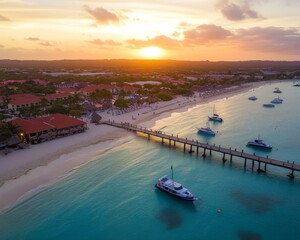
0, 80, 285, 212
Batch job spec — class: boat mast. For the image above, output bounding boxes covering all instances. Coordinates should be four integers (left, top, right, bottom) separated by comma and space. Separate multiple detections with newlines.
171, 165, 174, 185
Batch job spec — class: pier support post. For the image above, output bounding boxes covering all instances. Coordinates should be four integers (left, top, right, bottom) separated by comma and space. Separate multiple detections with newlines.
162, 137, 164, 144
196, 147, 199, 156
189, 145, 194, 154
169, 138, 171, 148
230, 154, 233, 163
244, 158, 247, 169
222, 153, 227, 163
252, 160, 254, 169
202, 148, 206, 157
184, 143, 186, 152
209, 148, 212, 155
148, 134, 150, 140
173, 141, 176, 147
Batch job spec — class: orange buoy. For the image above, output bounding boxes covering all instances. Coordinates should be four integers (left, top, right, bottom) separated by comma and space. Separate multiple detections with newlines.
217, 209, 221, 213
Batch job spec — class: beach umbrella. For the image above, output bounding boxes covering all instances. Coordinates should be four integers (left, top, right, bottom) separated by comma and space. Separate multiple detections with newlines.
90, 112, 102, 124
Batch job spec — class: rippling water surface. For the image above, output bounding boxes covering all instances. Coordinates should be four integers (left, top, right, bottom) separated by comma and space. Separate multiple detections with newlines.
1, 81, 300, 240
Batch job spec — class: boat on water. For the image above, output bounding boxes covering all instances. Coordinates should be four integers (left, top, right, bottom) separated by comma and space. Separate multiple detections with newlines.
197, 121, 215, 136
273, 88, 282, 93
248, 96, 258, 100
208, 105, 223, 122
293, 82, 300, 87
197, 126, 215, 136
155, 166, 197, 201
263, 103, 275, 108
247, 137, 272, 150
271, 97, 283, 104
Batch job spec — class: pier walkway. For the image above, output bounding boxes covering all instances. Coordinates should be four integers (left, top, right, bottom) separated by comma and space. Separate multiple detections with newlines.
103, 120, 299, 179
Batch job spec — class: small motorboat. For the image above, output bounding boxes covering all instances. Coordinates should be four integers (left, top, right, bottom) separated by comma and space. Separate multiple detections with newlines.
263, 103, 275, 108
248, 96, 257, 101
155, 166, 197, 201
197, 127, 215, 136
293, 82, 300, 87
273, 88, 282, 93
247, 137, 272, 150
270, 97, 283, 104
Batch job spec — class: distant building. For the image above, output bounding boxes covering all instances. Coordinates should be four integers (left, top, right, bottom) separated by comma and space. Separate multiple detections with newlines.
7, 93, 71, 110
79, 84, 117, 96
11, 113, 87, 144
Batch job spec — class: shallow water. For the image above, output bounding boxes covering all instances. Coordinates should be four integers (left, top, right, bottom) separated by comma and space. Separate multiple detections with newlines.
0, 81, 299, 240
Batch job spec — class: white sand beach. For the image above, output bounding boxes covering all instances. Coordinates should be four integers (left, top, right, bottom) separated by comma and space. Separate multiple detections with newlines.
0, 81, 278, 212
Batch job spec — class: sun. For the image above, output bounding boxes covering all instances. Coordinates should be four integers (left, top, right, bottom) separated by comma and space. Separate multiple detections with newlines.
139, 46, 164, 58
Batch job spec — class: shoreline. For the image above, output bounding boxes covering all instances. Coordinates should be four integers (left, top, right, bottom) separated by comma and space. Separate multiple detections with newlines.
0, 80, 289, 212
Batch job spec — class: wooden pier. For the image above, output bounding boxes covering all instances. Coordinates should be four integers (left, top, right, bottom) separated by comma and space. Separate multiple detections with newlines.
103, 120, 299, 179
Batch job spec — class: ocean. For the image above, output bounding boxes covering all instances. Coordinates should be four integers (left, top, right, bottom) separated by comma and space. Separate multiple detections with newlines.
0, 81, 300, 240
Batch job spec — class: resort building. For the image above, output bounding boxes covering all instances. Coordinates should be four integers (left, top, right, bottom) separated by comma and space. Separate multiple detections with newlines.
79, 84, 118, 96
8, 94, 41, 111
11, 113, 87, 144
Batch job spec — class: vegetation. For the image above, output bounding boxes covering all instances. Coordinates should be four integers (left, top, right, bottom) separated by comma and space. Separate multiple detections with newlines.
114, 99, 129, 108
156, 92, 172, 101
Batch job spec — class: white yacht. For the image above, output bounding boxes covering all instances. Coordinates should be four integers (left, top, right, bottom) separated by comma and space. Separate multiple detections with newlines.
273, 88, 282, 93
293, 82, 300, 87
247, 138, 272, 150
155, 166, 197, 201
263, 103, 275, 108
197, 127, 216, 136
248, 96, 257, 100
271, 97, 283, 104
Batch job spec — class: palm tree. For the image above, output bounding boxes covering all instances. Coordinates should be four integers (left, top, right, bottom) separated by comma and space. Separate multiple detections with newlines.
0, 122, 22, 142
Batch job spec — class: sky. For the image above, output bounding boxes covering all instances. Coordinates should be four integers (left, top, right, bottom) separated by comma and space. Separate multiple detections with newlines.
1, 0, 300, 61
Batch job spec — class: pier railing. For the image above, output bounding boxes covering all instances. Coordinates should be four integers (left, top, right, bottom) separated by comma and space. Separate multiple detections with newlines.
103, 120, 299, 179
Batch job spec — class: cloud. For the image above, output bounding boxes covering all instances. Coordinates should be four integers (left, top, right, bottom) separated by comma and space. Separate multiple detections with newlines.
235, 27, 300, 53
39, 41, 55, 47
87, 39, 122, 46
183, 24, 232, 45
126, 35, 181, 49
0, 44, 4, 48
0, 14, 10, 21
83, 5, 125, 25
25, 37, 40, 41
217, 0, 262, 21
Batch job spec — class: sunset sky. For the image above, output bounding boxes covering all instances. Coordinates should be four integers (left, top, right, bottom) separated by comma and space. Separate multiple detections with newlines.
1, 0, 300, 61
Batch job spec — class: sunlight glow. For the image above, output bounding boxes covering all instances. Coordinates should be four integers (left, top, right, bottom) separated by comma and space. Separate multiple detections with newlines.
139, 46, 164, 58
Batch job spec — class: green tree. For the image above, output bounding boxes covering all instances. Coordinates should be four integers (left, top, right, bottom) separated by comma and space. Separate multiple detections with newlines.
156, 92, 172, 101
0, 122, 21, 141
114, 99, 129, 109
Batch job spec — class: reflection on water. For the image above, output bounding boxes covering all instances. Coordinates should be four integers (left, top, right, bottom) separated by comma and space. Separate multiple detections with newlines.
231, 191, 282, 214
156, 207, 182, 230
238, 230, 262, 240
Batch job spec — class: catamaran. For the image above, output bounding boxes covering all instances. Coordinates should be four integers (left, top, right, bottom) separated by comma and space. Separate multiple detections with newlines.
155, 166, 197, 201
208, 105, 223, 122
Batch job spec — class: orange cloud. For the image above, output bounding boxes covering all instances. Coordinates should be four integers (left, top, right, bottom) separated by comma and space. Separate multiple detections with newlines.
217, 0, 262, 21
235, 27, 300, 53
83, 5, 126, 25
0, 14, 10, 21
87, 39, 122, 46
126, 35, 181, 49
183, 24, 232, 45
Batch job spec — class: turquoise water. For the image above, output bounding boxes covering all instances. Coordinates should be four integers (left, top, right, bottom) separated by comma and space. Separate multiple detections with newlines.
1, 81, 300, 240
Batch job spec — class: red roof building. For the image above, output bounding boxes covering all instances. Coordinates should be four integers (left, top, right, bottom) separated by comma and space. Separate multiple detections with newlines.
11, 113, 87, 143
56, 88, 77, 94
79, 84, 117, 96
45, 93, 71, 102
8, 94, 41, 110
122, 85, 139, 93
